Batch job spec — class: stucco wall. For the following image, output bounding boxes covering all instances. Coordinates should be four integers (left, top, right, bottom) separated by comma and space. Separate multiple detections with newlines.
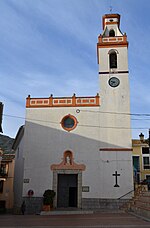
21, 106, 133, 200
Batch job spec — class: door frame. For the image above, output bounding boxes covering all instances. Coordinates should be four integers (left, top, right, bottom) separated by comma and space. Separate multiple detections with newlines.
52, 170, 82, 208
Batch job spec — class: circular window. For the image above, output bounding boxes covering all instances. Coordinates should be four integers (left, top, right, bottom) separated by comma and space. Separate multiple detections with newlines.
61, 114, 78, 131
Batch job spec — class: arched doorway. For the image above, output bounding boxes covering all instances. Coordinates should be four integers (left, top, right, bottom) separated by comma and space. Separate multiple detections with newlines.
51, 151, 85, 208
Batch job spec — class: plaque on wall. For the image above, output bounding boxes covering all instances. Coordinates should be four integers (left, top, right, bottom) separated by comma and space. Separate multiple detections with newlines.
82, 186, 90, 192
24, 179, 30, 183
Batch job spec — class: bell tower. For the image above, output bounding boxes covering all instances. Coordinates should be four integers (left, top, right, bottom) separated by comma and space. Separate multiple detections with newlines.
97, 13, 133, 198
97, 14, 131, 148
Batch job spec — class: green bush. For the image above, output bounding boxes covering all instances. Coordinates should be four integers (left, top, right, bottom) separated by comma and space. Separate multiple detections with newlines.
43, 189, 55, 206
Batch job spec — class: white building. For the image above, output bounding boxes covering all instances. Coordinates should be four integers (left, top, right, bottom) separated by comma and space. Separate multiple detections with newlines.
13, 13, 134, 214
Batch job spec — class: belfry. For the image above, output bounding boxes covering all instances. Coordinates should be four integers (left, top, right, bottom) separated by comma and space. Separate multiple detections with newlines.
13, 13, 134, 214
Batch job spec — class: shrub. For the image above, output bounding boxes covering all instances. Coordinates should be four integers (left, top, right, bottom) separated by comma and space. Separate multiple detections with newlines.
43, 189, 55, 207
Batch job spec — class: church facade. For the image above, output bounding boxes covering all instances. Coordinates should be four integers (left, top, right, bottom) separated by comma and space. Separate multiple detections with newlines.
13, 13, 134, 214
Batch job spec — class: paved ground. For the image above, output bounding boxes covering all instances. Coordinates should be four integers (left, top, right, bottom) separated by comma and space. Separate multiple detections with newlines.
0, 211, 150, 228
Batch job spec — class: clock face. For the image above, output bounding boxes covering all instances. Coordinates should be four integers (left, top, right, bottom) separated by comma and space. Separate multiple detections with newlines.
108, 77, 120, 87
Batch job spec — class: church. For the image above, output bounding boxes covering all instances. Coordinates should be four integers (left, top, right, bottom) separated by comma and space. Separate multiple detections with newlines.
13, 13, 134, 214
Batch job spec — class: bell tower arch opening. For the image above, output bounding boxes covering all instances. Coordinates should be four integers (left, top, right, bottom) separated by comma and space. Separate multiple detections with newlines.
109, 29, 115, 37
109, 51, 117, 69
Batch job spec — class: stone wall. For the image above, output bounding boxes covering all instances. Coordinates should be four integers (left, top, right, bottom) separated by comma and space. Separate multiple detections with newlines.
20, 197, 129, 214
82, 198, 129, 210
23, 197, 43, 215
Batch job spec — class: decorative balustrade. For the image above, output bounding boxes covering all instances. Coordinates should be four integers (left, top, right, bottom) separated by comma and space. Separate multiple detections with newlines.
97, 34, 128, 46
26, 94, 100, 108
102, 37, 124, 42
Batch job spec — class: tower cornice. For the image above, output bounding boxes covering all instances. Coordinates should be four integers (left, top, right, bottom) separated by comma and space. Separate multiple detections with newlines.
97, 34, 128, 46
102, 14, 120, 29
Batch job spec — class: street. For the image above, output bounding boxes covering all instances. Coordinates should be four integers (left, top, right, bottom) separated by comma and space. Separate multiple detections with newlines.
0, 211, 150, 228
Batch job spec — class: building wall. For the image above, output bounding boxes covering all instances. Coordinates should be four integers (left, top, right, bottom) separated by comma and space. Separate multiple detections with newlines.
98, 47, 128, 72
13, 133, 25, 212
132, 139, 150, 183
98, 45, 131, 148
0, 158, 15, 212
13, 13, 134, 213
22, 105, 133, 202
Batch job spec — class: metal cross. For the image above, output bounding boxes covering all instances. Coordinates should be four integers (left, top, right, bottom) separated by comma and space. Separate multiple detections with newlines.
112, 171, 120, 187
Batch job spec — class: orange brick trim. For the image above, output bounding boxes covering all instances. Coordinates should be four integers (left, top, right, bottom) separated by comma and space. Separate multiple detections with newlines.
102, 14, 120, 29
97, 35, 128, 47
97, 42, 128, 49
60, 114, 78, 132
105, 22, 118, 26
26, 94, 100, 108
50, 150, 86, 171
97, 35, 128, 64
99, 148, 133, 152
98, 35, 127, 42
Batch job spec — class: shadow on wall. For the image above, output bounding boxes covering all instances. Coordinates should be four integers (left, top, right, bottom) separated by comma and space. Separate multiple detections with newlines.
14, 120, 133, 214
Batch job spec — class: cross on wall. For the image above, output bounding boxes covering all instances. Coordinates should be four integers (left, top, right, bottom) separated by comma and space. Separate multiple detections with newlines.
112, 171, 120, 187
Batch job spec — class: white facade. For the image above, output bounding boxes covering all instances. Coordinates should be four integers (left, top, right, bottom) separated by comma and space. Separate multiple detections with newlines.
14, 13, 134, 213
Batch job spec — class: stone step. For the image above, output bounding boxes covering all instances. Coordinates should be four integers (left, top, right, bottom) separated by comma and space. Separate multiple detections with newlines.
134, 200, 150, 209
140, 195, 150, 201
123, 187, 150, 219
134, 197, 150, 204
120, 196, 150, 211
142, 192, 150, 196
40, 209, 124, 216
130, 204, 150, 219
40, 210, 94, 215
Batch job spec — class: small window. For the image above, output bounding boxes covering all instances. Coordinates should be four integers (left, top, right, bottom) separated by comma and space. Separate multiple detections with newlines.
61, 114, 78, 132
133, 156, 140, 172
109, 52, 117, 69
142, 147, 149, 154
143, 157, 150, 169
109, 29, 115, 37
0, 180, 4, 193
0, 163, 8, 177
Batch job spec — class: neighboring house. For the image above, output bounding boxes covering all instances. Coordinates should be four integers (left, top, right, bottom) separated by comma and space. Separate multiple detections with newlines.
132, 133, 150, 190
0, 134, 15, 213
12, 126, 24, 213
13, 13, 134, 214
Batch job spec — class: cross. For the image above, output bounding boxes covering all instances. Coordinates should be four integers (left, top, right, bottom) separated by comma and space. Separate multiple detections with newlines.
112, 171, 120, 187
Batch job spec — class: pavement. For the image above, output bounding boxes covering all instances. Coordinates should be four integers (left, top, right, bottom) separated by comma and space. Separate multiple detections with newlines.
0, 211, 150, 228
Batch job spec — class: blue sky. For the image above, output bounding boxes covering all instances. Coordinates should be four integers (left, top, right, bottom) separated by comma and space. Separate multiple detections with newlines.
0, 0, 150, 139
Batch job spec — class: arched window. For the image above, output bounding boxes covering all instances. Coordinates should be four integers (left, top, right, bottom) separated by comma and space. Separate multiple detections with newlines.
109, 29, 115, 37
109, 51, 117, 69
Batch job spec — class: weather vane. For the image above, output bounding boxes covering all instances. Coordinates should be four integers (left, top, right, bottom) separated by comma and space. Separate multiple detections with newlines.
109, 0, 113, 13
109, 5, 112, 13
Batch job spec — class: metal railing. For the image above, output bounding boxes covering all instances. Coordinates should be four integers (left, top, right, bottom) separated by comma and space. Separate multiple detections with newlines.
118, 189, 134, 200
